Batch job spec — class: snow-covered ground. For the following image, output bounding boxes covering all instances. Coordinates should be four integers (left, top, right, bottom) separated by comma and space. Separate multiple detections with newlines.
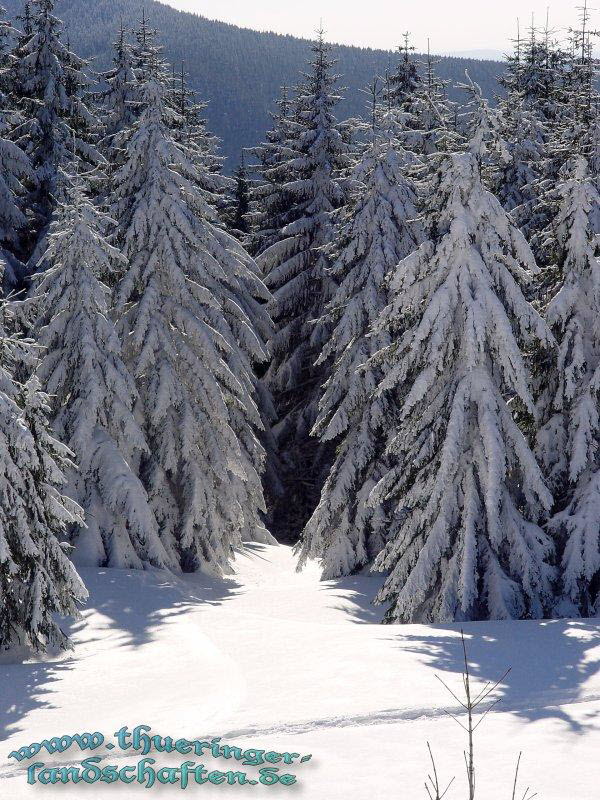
1, 543, 599, 798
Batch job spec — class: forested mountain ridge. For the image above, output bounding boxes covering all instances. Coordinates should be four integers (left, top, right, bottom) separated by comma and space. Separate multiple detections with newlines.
0, 0, 504, 167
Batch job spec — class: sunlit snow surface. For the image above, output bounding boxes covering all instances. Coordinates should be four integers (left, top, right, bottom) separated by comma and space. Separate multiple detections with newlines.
0, 543, 599, 797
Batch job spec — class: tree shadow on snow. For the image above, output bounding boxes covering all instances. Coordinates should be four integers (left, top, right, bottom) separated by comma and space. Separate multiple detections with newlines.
236, 541, 273, 562
0, 658, 75, 746
319, 573, 387, 624
381, 618, 600, 733
82, 566, 242, 647
0, 565, 242, 746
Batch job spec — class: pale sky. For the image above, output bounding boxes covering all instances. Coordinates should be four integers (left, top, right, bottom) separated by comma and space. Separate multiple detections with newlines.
159, 0, 585, 56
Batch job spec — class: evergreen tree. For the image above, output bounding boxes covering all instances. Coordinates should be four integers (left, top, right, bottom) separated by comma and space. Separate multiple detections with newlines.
170, 61, 223, 180
535, 9, 600, 616
169, 57, 281, 526
298, 104, 423, 577
109, 36, 273, 574
494, 26, 548, 218
0, 7, 31, 290
387, 33, 421, 112
226, 156, 251, 238
558, 8, 600, 229
370, 152, 556, 623
501, 17, 568, 124
249, 84, 299, 257
131, 8, 159, 81
413, 44, 461, 156
536, 156, 600, 616
96, 20, 138, 146
247, 87, 301, 513
499, 19, 569, 245
459, 72, 509, 189
8, 0, 102, 261
15, 1, 33, 41
0, 315, 87, 653
25, 175, 175, 570
258, 31, 347, 541
497, 93, 547, 217
386, 35, 460, 157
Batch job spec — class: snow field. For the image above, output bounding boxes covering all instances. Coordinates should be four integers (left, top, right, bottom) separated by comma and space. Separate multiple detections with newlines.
1, 544, 598, 798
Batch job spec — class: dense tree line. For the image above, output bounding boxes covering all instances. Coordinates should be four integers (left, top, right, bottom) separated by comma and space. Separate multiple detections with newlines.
1, 1, 599, 656
0, 0, 273, 652
251, 10, 600, 624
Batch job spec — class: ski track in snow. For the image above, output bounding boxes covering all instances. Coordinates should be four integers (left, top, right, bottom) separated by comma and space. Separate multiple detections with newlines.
3, 694, 599, 781
216, 693, 600, 738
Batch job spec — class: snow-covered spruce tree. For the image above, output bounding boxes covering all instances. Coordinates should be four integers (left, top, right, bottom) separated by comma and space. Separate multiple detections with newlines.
528, 21, 600, 270
411, 46, 461, 157
225, 156, 251, 240
0, 7, 31, 291
168, 59, 235, 243
492, 29, 548, 222
387, 33, 422, 113
459, 73, 510, 192
0, 316, 87, 653
535, 17, 600, 615
8, 0, 102, 262
558, 10, 600, 232
247, 87, 301, 511
167, 56, 280, 547
498, 20, 569, 246
15, 1, 33, 41
298, 105, 424, 578
370, 152, 556, 623
110, 40, 273, 574
169, 58, 280, 529
536, 155, 600, 616
249, 84, 300, 257
386, 36, 460, 158
96, 21, 138, 148
170, 61, 223, 181
459, 71, 549, 244
258, 31, 347, 541
130, 8, 161, 82
501, 18, 568, 126
24, 175, 175, 570
496, 92, 548, 218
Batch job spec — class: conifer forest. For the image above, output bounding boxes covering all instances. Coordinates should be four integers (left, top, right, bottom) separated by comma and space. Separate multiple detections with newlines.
2, 0, 600, 657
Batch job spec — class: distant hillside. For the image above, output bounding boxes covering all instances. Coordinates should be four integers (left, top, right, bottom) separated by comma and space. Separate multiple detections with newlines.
2, 0, 506, 168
